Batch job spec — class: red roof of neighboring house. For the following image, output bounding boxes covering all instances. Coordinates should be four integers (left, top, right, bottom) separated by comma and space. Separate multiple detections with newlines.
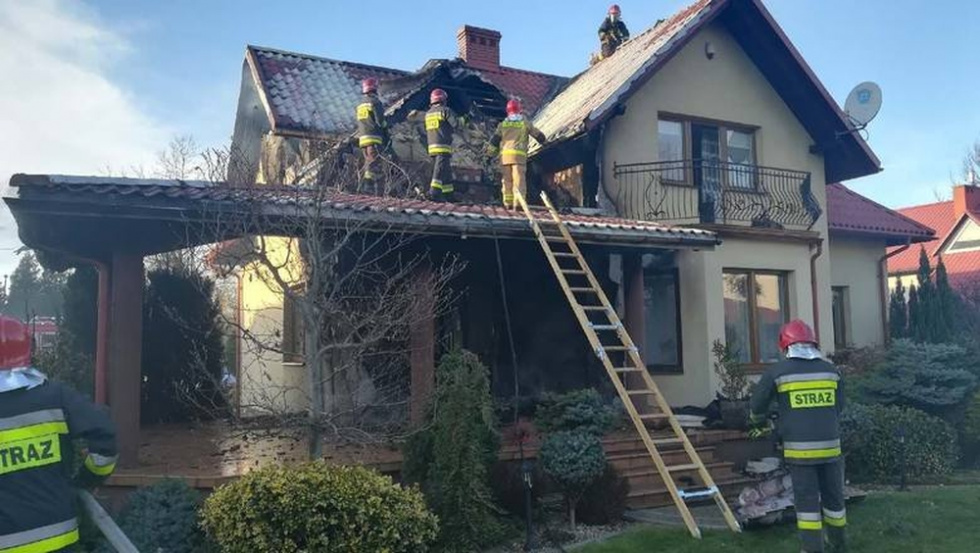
826, 183, 935, 245
887, 198, 980, 291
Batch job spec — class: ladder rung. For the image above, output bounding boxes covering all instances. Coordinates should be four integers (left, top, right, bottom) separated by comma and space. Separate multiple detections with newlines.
562, 269, 587, 275
569, 287, 597, 293
653, 438, 685, 446
603, 346, 633, 351
613, 367, 643, 373
590, 324, 620, 331
639, 414, 670, 420
626, 389, 656, 396
679, 486, 719, 501
581, 306, 608, 311
554, 252, 578, 258
667, 464, 701, 473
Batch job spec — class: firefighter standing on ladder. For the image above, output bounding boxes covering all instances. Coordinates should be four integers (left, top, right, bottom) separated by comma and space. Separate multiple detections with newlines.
0, 315, 118, 553
488, 99, 547, 210
749, 319, 846, 553
356, 77, 387, 194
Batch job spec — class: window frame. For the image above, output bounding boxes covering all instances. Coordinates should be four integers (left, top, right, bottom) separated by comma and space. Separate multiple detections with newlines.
281, 286, 306, 364
642, 267, 684, 374
657, 112, 760, 189
722, 269, 790, 370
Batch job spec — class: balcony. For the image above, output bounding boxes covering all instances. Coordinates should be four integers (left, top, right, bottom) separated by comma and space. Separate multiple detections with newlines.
612, 160, 821, 229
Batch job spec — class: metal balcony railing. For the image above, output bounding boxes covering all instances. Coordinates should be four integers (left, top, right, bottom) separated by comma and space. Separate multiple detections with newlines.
612, 160, 821, 229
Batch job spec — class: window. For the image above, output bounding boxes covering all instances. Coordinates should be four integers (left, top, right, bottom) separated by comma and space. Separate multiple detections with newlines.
643, 267, 682, 372
723, 270, 789, 366
657, 119, 686, 182
832, 286, 850, 351
656, 115, 757, 189
282, 289, 305, 364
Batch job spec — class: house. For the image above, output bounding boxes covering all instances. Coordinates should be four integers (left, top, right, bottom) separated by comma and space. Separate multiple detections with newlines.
0, 0, 934, 474
225, 0, 932, 414
888, 184, 980, 296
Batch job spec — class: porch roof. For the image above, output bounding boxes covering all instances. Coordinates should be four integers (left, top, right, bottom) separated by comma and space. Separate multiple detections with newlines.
5, 174, 719, 261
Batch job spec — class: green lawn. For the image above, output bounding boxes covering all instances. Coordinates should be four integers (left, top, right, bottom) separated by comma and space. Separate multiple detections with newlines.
578, 486, 980, 553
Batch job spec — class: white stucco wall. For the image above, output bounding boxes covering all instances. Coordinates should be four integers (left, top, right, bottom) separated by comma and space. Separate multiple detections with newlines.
828, 236, 887, 348
596, 21, 835, 406
655, 237, 825, 406
237, 237, 310, 416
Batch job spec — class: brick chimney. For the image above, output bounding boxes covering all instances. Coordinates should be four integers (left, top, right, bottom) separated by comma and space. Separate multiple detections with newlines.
953, 184, 980, 217
457, 25, 501, 72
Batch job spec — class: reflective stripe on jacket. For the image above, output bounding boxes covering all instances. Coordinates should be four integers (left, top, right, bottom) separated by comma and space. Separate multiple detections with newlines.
492, 115, 547, 166
0, 381, 117, 551
425, 105, 456, 156
749, 358, 844, 464
356, 94, 386, 147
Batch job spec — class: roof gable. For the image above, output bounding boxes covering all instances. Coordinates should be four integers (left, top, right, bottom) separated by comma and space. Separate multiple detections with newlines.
531, 0, 880, 182
942, 216, 980, 255
826, 183, 935, 245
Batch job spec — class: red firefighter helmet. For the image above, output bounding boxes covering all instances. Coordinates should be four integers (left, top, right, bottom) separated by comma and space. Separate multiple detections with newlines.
430, 88, 448, 105
608, 4, 621, 15
779, 319, 817, 351
362, 78, 379, 94
0, 315, 31, 370
506, 99, 522, 116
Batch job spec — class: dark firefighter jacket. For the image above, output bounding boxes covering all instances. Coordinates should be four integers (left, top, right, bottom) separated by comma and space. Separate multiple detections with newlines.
424, 104, 465, 156
598, 18, 630, 47
0, 381, 117, 552
356, 93, 387, 148
749, 357, 844, 464
490, 115, 547, 166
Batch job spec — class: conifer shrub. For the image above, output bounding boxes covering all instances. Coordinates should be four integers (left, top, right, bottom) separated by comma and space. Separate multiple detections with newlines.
201, 463, 437, 553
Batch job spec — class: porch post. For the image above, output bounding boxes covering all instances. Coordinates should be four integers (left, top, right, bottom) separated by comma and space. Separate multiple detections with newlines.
623, 254, 646, 361
409, 263, 436, 425
107, 253, 144, 467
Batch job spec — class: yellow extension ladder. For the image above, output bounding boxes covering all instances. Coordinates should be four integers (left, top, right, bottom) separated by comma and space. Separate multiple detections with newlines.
514, 190, 742, 538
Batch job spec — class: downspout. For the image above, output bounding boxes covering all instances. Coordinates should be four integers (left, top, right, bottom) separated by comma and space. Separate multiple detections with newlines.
810, 241, 823, 344
879, 239, 912, 345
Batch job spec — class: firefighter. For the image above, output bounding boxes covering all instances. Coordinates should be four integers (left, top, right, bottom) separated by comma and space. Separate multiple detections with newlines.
488, 99, 547, 210
0, 315, 117, 553
749, 320, 846, 553
422, 88, 463, 202
356, 77, 387, 194
598, 4, 630, 59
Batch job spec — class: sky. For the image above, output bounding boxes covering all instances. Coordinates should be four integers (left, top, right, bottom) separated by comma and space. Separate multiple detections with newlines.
1, 0, 978, 277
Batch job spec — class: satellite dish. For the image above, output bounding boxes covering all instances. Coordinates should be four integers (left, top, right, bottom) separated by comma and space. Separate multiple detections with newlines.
844, 81, 882, 128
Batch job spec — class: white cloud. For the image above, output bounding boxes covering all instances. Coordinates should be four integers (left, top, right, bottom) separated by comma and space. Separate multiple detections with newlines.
0, 0, 169, 276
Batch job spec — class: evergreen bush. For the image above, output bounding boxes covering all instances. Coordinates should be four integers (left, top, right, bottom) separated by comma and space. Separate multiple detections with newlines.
841, 404, 958, 483
142, 266, 225, 423
539, 431, 606, 529
856, 340, 977, 423
534, 389, 620, 436
401, 350, 503, 551
201, 463, 437, 553
960, 392, 980, 467
111, 479, 212, 553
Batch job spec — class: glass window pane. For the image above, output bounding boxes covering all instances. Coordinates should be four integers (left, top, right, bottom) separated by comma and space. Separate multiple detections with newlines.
723, 273, 752, 364
658, 120, 685, 181
644, 272, 680, 368
755, 273, 787, 363
726, 129, 754, 189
